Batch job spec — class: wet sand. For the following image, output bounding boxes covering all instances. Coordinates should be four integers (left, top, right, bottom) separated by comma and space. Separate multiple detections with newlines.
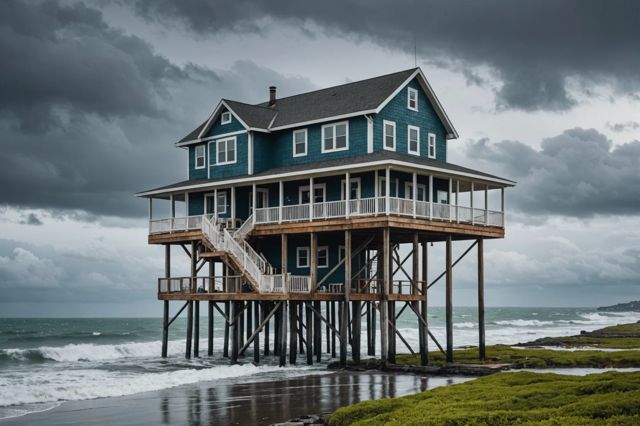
1, 370, 472, 425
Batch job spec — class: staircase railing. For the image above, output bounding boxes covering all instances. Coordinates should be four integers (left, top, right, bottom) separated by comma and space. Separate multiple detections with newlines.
234, 214, 255, 240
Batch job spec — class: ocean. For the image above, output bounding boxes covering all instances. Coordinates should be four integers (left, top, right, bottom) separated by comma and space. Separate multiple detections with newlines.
1, 307, 639, 421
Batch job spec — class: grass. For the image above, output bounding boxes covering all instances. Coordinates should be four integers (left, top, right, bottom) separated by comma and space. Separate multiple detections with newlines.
392, 345, 640, 369
519, 322, 640, 349
327, 371, 640, 425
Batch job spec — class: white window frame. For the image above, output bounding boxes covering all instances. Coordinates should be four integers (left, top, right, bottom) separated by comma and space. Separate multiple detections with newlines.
215, 137, 237, 166
221, 112, 231, 124
321, 121, 349, 153
338, 245, 345, 263
340, 177, 362, 200
292, 129, 308, 157
407, 87, 419, 111
404, 182, 427, 201
407, 125, 420, 156
317, 246, 329, 268
299, 183, 326, 204
194, 144, 206, 169
383, 120, 396, 151
297, 247, 310, 268
249, 188, 269, 214
216, 191, 227, 214
428, 133, 437, 159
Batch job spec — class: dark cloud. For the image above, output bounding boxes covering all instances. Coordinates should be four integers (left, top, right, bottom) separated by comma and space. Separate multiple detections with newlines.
0, 0, 314, 217
19, 213, 43, 226
133, 0, 640, 112
606, 121, 640, 133
464, 128, 640, 217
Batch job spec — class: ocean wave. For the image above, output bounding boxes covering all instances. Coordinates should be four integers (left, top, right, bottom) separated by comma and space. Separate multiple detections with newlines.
0, 364, 307, 407
454, 322, 476, 329
0, 340, 183, 364
492, 319, 554, 327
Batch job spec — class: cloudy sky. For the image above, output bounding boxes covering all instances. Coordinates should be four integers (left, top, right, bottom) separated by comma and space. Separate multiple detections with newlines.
1, 0, 639, 317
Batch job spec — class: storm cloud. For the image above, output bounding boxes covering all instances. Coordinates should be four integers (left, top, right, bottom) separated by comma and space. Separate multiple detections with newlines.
464, 128, 640, 217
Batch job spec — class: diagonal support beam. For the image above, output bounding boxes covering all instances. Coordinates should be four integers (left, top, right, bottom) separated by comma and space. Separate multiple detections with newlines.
180, 244, 192, 259
427, 240, 478, 290
239, 301, 282, 355
408, 302, 445, 355
315, 236, 374, 291
307, 302, 344, 343
167, 301, 189, 327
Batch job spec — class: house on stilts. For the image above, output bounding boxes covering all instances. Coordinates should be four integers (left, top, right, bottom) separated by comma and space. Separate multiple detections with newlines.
136, 68, 515, 366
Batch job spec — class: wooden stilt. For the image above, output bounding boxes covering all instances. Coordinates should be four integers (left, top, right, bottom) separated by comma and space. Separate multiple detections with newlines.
264, 302, 270, 356
306, 302, 313, 365
478, 238, 485, 361
339, 301, 348, 365
279, 301, 287, 367
314, 300, 321, 362
388, 300, 396, 363
274, 303, 280, 356
370, 302, 376, 356
208, 301, 214, 356
298, 303, 304, 355
230, 301, 239, 364
289, 301, 297, 364
366, 301, 372, 356
162, 244, 170, 358
380, 228, 390, 364
194, 301, 200, 357
331, 302, 337, 358
223, 301, 230, 358
446, 235, 453, 363
239, 302, 245, 349
325, 301, 331, 354
246, 300, 252, 343
421, 241, 429, 365
186, 301, 193, 359
254, 301, 260, 364
352, 300, 361, 363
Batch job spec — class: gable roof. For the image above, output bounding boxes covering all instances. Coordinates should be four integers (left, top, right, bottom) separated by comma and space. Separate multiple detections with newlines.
177, 67, 458, 145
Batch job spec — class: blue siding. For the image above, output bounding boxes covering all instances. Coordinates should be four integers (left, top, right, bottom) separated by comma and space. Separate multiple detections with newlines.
202, 108, 245, 138
207, 132, 248, 179
189, 145, 208, 180
374, 78, 448, 162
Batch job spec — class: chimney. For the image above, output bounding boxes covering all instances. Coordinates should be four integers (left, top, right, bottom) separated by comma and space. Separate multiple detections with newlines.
269, 86, 277, 106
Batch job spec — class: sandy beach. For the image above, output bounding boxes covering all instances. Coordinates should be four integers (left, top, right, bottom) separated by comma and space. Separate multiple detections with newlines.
0, 370, 470, 425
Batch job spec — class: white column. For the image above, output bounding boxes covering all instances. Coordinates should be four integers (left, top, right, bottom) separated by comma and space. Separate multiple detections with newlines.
251, 183, 257, 225
412, 172, 417, 218
309, 176, 314, 221
501, 187, 505, 227
170, 195, 176, 218
278, 180, 284, 224
484, 184, 489, 225
471, 182, 475, 226
385, 166, 390, 215
455, 180, 459, 223
448, 178, 453, 222
185, 192, 189, 217
149, 198, 153, 221
374, 170, 379, 215
231, 186, 236, 226
345, 171, 351, 218
213, 189, 218, 223
428, 175, 433, 220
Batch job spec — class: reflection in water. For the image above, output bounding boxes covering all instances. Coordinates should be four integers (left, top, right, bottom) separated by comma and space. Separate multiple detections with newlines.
157, 371, 470, 426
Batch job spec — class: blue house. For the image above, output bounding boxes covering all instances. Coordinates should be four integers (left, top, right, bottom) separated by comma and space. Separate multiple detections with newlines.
137, 68, 515, 366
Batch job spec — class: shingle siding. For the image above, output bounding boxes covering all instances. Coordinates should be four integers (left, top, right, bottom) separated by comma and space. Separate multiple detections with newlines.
374, 78, 447, 162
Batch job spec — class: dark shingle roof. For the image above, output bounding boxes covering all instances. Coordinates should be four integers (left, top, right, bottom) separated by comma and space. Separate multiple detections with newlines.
137, 152, 514, 197
177, 68, 422, 144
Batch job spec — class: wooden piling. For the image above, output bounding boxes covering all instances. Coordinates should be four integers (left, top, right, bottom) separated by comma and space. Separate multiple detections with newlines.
264, 301, 270, 356
446, 235, 453, 363
279, 301, 287, 367
306, 302, 313, 365
254, 301, 260, 364
420, 241, 429, 365
162, 244, 170, 358
380, 228, 390, 364
352, 300, 361, 363
230, 301, 239, 364
289, 301, 297, 364
388, 300, 396, 363
186, 301, 193, 359
478, 238, 485, 361
325, 301, 331, 354
223, 301, 230, 358
208, 301, 214, 356
298, 303, 304, 355
330, 302, 337, 358
314, 300, 321, 362
194, 301, 200, 357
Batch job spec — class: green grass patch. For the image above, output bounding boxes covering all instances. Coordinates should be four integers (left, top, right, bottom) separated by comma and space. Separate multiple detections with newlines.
393, 345, 640, 369
521, 322, 640, 349
327, 371, 640, 425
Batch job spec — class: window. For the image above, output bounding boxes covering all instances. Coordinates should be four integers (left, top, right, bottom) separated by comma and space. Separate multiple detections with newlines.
216, 191, 227, 214
221, 112, 231, 124
321, 122, 348, 153
195, 145, 206, 169
216, 137, 236, 165
405, 182, 427, 201
341, 178, 361, 200
300, 184, 326, 204
437, 190, 449, 204
428, 133, 436, 159
338, 245, 345, 263
293, 129, 307, 157
407, 87, 418, 111
383, 120, 396, 151
317, 246, 329, 268
378, 177, 398, 197
408, 125, 420, 155
297, 247, 310, 268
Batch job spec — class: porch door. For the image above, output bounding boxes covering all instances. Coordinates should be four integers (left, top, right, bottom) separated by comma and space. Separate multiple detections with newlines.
205, 194, 215, 215
300, 185, 325, 204
249, 189, 268, 215
405, 182, 427, 201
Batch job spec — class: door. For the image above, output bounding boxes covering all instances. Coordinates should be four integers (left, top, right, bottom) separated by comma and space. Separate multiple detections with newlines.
249, 188, 268, 214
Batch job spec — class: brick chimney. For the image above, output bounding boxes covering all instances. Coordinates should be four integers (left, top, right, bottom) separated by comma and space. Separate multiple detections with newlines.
269, 86, 277, 106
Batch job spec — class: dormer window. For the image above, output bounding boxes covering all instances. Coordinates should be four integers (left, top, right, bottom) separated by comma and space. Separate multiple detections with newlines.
407, 87, 418, 111
428, 133, 437, 159
194, 145, 206, 169
221, 112, 231, 124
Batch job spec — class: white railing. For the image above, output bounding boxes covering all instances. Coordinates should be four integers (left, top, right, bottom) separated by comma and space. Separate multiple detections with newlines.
288, 275, 311, 293
251, 196, 504, 227
233, 214, 255, 240
149, 215, 204, 234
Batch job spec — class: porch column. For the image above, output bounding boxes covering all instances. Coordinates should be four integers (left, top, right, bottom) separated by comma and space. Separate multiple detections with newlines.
185, 192, 189, 217
501, 187, 505, 227
252, 183, 257, 225
213, 189, 218, 223
412, 172, 417, 218
374, 170, 379, 215
169, 195, 175, 218
310, 233, 318, 292
385, 166, 390, 215
149, 198, 153, 221
428, 175, 433, 220
231, 186, 236, 226
279, 181, 284, 224
345, 171, 351, 218
448, 178, 453, 222
484, 184, 489, 225
471, 182, 475, 225
455, 180, 460, 223
309, 176, 314, 221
